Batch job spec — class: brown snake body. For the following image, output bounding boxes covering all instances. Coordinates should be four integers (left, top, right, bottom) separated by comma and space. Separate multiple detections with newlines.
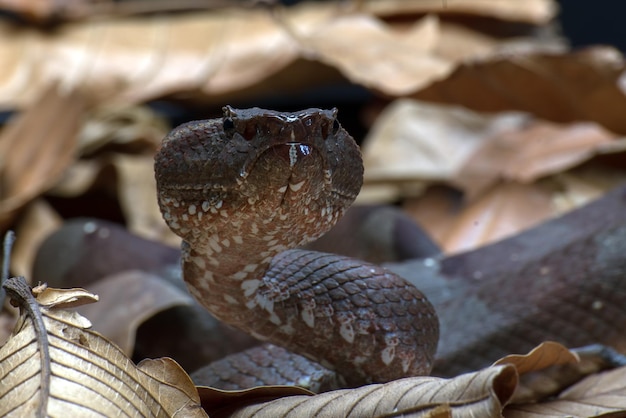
154, 106, 438, 386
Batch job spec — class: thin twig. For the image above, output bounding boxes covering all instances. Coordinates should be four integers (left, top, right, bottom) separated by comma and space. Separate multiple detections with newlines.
0, 230, 16, 307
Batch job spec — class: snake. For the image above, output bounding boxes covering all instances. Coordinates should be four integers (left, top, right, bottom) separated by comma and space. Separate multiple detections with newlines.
154, 106, 439, 388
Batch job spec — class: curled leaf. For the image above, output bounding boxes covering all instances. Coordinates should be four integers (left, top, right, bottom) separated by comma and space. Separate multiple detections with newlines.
494, 341, 579, 375
504, 364, 626, 418
0, 277, 206, 417
202, 365, 517, 418
76, 270, 194, 355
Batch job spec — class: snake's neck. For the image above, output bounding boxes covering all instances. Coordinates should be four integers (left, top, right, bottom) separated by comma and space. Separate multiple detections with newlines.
160, 184, 346, 324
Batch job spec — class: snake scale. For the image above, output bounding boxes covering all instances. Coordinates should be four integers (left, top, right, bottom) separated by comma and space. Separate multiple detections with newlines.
154, 106, 438, 387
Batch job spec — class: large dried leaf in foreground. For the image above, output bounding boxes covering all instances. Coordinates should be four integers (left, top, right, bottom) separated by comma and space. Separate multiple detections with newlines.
504, 365, 626, 418
201, 365, 517, 418
0, 277, 206, 417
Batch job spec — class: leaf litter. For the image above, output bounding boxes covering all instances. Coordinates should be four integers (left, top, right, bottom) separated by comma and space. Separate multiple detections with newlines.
2, 0, 626, 416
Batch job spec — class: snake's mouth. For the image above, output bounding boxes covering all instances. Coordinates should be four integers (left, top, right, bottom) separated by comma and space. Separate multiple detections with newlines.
239, 141, 329, 185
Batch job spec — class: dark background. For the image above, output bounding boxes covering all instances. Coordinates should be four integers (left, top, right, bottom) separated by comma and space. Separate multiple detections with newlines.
558, 0, 626, 51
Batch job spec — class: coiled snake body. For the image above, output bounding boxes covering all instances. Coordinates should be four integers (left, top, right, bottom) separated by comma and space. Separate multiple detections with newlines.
154, 106, 438, 387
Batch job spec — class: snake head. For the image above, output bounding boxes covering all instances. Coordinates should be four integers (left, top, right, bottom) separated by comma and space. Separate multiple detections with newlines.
155, 106, 363, 249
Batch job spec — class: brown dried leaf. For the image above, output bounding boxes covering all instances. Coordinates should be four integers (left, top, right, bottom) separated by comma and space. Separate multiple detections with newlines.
47, 158, 103, 197
435, 21, 500, 62
205, 365, 517, 418
495, 342, 580, 375
49, 152, 179, 246
416, 47, 626, 134
77, 104, 169, 155
297, 14, 452, 95
402, 186, 461, 247
0, 6, 303, 108
360, 99, 529, 200
0, 1, 560, 109
0, 277, 206, 417
198, 384, 314, 418
0, 83, 85, 228
455, 120, 621, 198
11, 199, 62, 278
406, 164, 626, 254
440, 181, 557, 254
0, 0, 558, 25
112, 154, 180, 245
138, 357, 208, 417
495, 342, 581, 405
32, 283, 99, 309
504, 365, 626, 418
367, 0, 558, 24
76, 270, 194, 355
550, 164, 626, 212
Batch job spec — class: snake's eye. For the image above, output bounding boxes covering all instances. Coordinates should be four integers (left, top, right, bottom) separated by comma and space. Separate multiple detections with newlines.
241, 123, 257, 141
320, 120, 331, 138
223, 118, 234, 131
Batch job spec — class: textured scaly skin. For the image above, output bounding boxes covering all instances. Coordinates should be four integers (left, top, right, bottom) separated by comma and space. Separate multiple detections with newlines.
154, 106, 438, 386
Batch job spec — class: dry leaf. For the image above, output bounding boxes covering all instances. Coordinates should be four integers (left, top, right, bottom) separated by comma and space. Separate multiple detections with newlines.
367, 0, 558, 24
498, 342, 582, 405
454, 120, 621, 198
11, 199, 62, 279
30, 218, 258, 372
406, 165, 626, 255
137, 357, 208, 418
77, 104, 169, 155
0, 0, 558, 25
435, 21, 500, 62
47, 158, 103, 198
198, 385, 314, 418
550, 164, 626, 212
416, 46, 626, 134
297, 14, 452, 95
0, 277, 206, 417
0, 6, 305, 108
76, 270, 194, 355
31, 283, 99, 309
50, 154, 179, 246
0, 83, 85, 228
440, 181, 557, 254
504, 365, 626, 418
495, 342, 580, 375
112, 154, 180, 246
0, 1, 561, 109
403, 186, 462, 247
360, 99, 529, 200
201, 365, 517, 418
